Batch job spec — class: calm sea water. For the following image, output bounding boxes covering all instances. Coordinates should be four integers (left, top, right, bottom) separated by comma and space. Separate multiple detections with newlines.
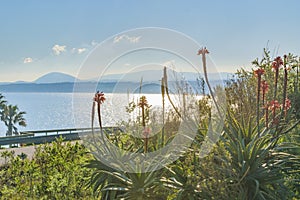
0, 93, 168, 137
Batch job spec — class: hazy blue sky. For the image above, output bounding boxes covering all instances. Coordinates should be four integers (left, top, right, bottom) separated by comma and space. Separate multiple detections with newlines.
0, 0, 299, 82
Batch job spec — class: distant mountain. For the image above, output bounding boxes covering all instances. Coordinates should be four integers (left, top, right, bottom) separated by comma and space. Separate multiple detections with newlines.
1, 70, 232, 85
34, 72, 78, 84
0, 81, 29, 85
0, 70, 233, 93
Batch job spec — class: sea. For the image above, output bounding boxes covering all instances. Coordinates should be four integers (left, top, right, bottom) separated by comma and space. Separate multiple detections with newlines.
0, 92, 170, 137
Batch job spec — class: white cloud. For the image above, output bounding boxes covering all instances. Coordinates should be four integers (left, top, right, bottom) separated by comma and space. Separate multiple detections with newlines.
124, 63, 131, 66
77, 48, 87, 54
113, 34, 141, 43
91, 40, 98, 46
71, 47, 87, 54
52, 44, 66, 55
23, 57, 33, 64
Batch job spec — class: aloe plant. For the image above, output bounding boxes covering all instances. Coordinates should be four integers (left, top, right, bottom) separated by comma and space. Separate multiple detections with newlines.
162, 164, 202, 200
86, 159, 166, 199
223, 111, 300, 199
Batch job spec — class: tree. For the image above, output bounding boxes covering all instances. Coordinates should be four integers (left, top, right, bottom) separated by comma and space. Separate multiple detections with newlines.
1, 104, 26, 136
0, 93, 6, 110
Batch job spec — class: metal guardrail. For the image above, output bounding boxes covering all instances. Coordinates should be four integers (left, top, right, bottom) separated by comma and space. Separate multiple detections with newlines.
0, 127, 121, 146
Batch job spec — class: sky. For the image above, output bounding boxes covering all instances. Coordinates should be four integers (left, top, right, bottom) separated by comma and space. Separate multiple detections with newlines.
0, 0, 299, 82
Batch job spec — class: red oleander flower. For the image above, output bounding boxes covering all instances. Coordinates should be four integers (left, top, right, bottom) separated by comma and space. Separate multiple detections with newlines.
272, 56, 283, 72
254, 68, 265, 77
261, 80, 269, 94
197, 47, 209, 55
268, 100, 280, 112
94, 91, 106, 104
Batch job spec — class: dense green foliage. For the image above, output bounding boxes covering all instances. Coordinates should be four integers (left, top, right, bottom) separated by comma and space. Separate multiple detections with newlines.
0, 138, 94, 199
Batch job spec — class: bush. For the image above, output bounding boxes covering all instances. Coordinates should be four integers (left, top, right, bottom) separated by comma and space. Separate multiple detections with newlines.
0, 137, 94, 199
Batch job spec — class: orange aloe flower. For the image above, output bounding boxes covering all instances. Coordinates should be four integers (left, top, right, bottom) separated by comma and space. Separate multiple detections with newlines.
272, 56, 283, 72
254, 68, 265, 77
197, 47, 209, 55
94, 91, 106, 105
269, 100, 281, 112
93, 91, 106, 129
284, 98, 291, 110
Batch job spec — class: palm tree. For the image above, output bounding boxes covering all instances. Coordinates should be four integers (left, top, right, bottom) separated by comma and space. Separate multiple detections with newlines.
0, 104, 26, 136
0, 93, 6, 110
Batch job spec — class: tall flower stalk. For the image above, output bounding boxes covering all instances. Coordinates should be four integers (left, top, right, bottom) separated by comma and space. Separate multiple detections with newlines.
296, 58, 299, 93
138, 95, 150, 152
261, 80, 269, 106
261, 80, 269, 128
284, 98, 291, 117
93, 91, 106, 130
279, 55, 288, 122
254, 67, 265, 134
92, 100, 95, 133
269, 100, 280, 125
91, 91, 108, 152
265, 103, 269, 128
197, 47, 221, 117
161, 76, 165, 147
163, 67, 182, 118
272, 56, 283, 100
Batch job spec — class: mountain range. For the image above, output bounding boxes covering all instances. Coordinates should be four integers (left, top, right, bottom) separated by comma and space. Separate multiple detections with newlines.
0, 71, 233, 93
32, 71, 232, 83
34, 72, 78, 84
